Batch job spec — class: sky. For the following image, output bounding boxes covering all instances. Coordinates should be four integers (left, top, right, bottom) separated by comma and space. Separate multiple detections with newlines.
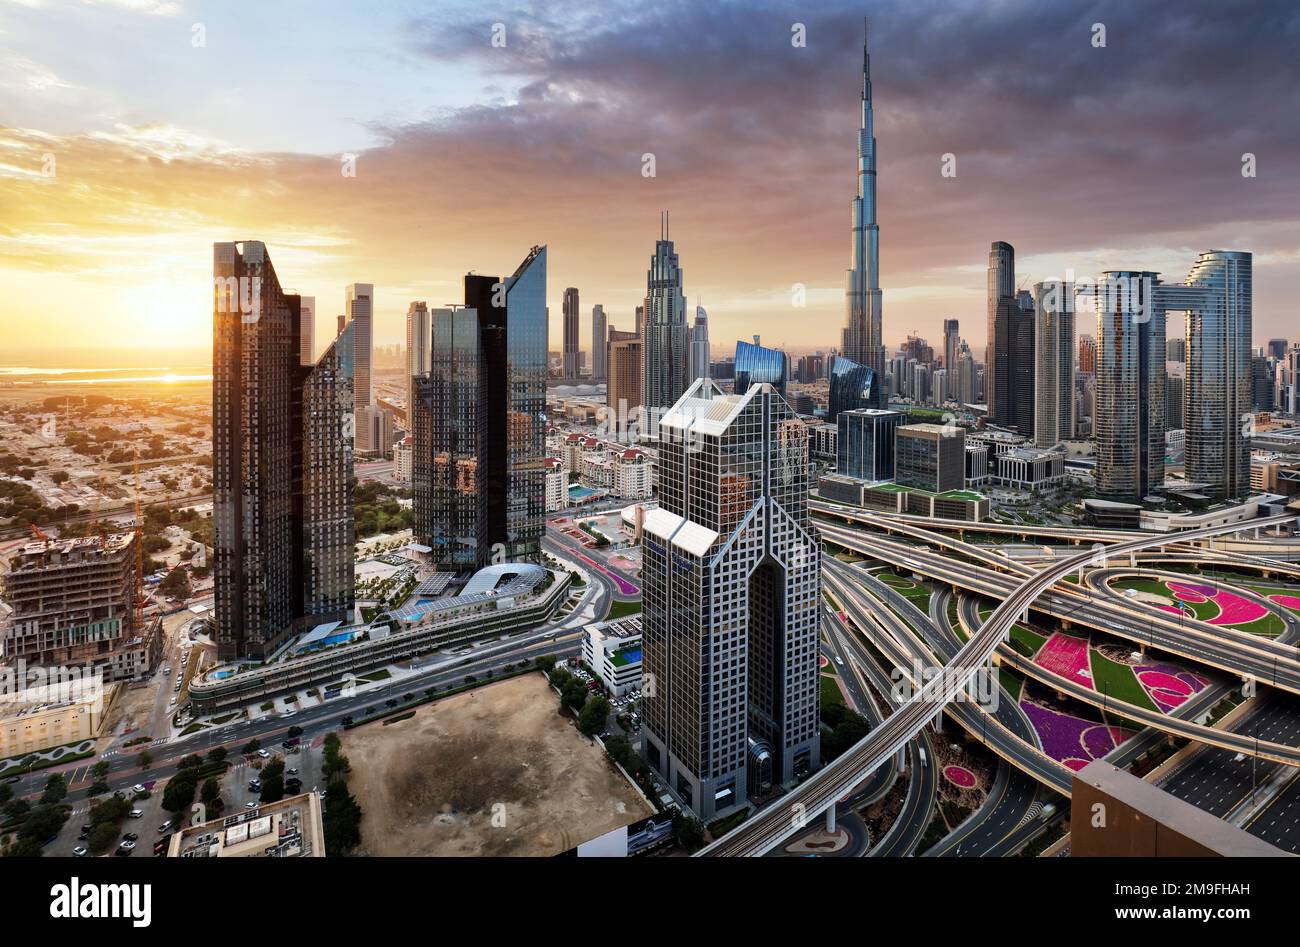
2, 0, 1298, 364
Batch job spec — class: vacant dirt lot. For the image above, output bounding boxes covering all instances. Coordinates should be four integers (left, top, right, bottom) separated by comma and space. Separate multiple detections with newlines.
344, 672, 653, 856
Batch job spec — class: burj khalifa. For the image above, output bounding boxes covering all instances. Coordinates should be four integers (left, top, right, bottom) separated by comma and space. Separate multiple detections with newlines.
839, 20, 885, 408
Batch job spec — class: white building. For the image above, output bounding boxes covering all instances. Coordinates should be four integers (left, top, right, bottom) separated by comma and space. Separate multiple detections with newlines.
581, 617, 643, 697
613, 448, 655, 499
545, 458, 569, 512
393, 436, 413, 483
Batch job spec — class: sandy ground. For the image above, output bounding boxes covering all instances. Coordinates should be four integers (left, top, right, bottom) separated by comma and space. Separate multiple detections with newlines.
344, 672, 653, 856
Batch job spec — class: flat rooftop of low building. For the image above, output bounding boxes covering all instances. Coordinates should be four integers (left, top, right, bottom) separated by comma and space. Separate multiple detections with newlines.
169, 792, 324, 858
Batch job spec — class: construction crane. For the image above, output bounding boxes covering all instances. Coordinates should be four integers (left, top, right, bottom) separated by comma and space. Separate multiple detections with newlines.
95, 522, 109, 553
29, 523, 50, 544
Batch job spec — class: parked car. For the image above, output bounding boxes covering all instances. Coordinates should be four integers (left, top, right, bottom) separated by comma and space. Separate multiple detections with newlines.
157, 820, 173, 833
256, 749, 271, 759
129, 809, 144, 819
132, 784, 147, 794
72, 846, 88, 857
122, 832, 139, 842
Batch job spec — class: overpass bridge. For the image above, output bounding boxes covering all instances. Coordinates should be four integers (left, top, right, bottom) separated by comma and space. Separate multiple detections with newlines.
695, 512, 1295, 857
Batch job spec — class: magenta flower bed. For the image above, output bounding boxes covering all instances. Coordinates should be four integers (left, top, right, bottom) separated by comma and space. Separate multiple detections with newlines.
1020, 698, 1136, 769
1269, 594, 1300, 612
943, 765, 977, 789
1034, 632, 1092, 683
1166, 580, 1269, 627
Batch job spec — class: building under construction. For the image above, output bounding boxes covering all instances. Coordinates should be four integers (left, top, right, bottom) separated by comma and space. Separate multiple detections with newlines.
0, 532, 161, 681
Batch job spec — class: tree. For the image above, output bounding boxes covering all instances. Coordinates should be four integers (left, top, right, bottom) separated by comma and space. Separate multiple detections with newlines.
159, 566, 190, 600
138, 750, 153, 770
88, 795, 129, 825
90, 760, 110, 781
161, 771, 198, 813
177, 754, 203, 770
50, 470, 70, 485
322, 780, 363, 856
561, 679, 589, 711
535, 654, 557, 672
321, 733, 351, 779
87, 822, 120, 855
18, 804, 68, 843
206, 747, 228, 764
286, 725, 303, 738
200, 777, 221, 806
241, 740, 261, 756
671, 812, 704, 852
39, 773, 67, 806
578, 695, 610, 736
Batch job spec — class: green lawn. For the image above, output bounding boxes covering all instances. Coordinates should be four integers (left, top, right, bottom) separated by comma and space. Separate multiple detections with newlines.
997, 666, 1022, 701
820, 675, 845, 710
1009, 624, 1047, 658
1088, 649, 1159, 713
606, 599, 642, 620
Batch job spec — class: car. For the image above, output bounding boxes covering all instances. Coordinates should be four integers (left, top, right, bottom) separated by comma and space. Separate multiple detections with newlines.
157, 821, 173, 833
257, 749, 271, 759
132, 784, 146, 794
281, 711, 296, 718
169, 698, 176, 706
122, 832, 139, 842
119, 839, 136, 850
72, 846, 88, 857
114, 846, 132, 857
4, 775, 20, 784
129, 809, 144, 819
285, 768, 298, 776
245, 801, 258, 809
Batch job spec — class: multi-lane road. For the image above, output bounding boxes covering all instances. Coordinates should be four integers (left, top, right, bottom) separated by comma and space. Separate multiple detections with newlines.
697, 512, 1294, 857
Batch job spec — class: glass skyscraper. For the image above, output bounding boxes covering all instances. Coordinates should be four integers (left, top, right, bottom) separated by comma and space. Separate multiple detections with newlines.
828, 355, 877, 420
412, 247, 548, 566
733, 339, 787, 396
213, 241, 355, 660
1033, 280, 1075, 448
837, 408, 903, 481
643, 220, 688, 431
1184, 251, 1252, 499
841, 22, 886, 406
1093, 272, 1165, 502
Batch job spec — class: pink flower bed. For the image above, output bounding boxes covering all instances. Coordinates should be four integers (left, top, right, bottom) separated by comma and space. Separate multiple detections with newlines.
1034, 632, 1092, 684
943, 765, 977, 789
1269, 594, 1300, 612
1167, 581, 1269, 626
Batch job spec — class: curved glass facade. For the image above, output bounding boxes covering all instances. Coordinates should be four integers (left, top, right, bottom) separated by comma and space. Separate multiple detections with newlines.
828, 355, 876, 420
733, 340, 787, 396
1184, 251, 1252, 499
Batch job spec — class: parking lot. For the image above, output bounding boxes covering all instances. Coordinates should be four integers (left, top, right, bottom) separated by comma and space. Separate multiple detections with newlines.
46, 776, 176, 859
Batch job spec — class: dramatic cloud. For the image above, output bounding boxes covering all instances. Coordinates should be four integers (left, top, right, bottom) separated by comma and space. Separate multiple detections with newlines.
2, 0, 1297, 356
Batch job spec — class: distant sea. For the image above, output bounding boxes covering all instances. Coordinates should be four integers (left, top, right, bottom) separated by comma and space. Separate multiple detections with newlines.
0, 348, 211, 386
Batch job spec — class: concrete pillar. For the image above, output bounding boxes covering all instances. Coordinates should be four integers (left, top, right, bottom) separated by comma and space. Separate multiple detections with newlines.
896, 746, 907, 774
826, 806, 837, 834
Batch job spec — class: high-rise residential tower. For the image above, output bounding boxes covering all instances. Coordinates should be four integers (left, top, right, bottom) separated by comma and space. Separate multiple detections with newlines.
299, 296, 315, 365
346, 283, 374, 452
841, 21, 885, 407
563, 286, 580, 379
1092, 271, 1166, 502
1184, 251, 1252, 499
1034, 280, 1074, 448
213, 241, 354, 660
942, 318, 960, 398
406, 300, 429, 425
591, 304, 607, 381
642, 219, 688, 431
689, 303, 710, 382
641, 379, 821, 820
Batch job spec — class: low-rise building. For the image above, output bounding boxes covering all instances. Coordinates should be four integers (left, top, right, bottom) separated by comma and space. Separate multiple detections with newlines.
168, 792, 324, 858
613, 448, 654, 499
0, 679, 118, 758
581, 617, 643, 697
994, 447, 1066, 491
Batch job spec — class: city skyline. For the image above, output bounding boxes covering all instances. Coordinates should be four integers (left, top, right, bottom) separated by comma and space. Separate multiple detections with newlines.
4, 1, 1300, 360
